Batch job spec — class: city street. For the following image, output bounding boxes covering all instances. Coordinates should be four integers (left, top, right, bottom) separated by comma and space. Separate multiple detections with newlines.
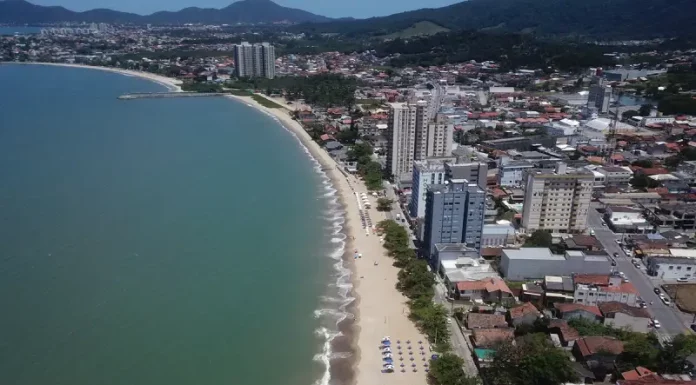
588, 205, 687, 341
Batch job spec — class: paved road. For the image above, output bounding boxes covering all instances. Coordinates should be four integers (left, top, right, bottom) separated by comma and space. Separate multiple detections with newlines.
588, 206, 686, 340
383, 182, 416, 249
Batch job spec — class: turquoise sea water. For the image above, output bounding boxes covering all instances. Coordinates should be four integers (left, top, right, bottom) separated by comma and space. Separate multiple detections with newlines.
0, 65, 352, 385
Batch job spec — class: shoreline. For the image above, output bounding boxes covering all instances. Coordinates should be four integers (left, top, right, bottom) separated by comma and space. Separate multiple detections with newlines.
225, 94, 429, 385
1, 61, 183, 92
224, 94, 363, 385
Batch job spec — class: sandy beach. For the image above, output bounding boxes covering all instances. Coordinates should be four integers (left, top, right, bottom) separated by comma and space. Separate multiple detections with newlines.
226, 93, 430, 385
4, 62, 183, 92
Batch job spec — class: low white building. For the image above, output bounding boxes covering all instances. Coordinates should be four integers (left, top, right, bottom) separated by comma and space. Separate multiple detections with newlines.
574, 274, 639, 307
604, 206, 652, 233
481, 220, 516, 247
647, 256, 696, 280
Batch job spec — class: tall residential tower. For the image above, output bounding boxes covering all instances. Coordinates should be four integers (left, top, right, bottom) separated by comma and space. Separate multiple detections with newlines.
234, 42, 276, 79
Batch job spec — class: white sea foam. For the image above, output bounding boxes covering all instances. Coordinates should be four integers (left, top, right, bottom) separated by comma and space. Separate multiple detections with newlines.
250, 108, 355, 385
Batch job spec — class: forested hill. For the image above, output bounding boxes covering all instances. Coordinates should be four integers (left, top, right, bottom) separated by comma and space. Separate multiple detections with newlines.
294, 0, 696, 39
0, 0, 330, 24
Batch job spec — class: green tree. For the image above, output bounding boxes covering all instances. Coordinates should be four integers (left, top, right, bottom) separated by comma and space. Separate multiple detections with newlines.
631, 159, 654, 168
639, 104, 652, 116
487, 334, 578, 385
630, 174, 659, 189
376, 198, 394, 212
429, 353, 480, 385
622, 110, 639, 120
657, 334, 696, 373
523, 230, 552, 248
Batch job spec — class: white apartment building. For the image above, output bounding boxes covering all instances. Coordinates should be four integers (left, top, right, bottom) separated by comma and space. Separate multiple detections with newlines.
597, 166, 633, 187
427, 114, 454, 158
522, 163, 594, 233
498, 160, 534, 187
574, 274, 639, 307
387, 101, 427, 183
234, 42, 275, 79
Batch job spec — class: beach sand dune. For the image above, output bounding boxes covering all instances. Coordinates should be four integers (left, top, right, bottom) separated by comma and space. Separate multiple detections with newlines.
226, 93, 430, 385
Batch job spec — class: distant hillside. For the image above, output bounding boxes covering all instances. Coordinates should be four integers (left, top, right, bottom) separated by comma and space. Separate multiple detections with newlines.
380, 21, 449, 40
0, 0, 330, 24
295, 0, 696, 39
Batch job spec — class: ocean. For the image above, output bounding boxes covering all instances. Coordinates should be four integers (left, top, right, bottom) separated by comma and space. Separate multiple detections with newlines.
0, 26, 42, 35
0, 64, 354, 385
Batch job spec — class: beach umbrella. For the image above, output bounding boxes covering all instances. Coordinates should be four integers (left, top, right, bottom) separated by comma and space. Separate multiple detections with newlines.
400, 363, 405, 367
401, 369, 406, 373
408, 351, 413, 355
420, 351, 425, 355
425, 369, 429, 372
407, 345, 411, 350
409, 357, 414, 361
422, 357, 426, 361
382, 341, 391, 346
413, 368, 417, 372
396, 340, 401, 343
418, 340, 422, 344
411, 363, 416, 367
431, 354, 439, 360
424, 363, 428, 367
419, 345, 424, 350
406, 340, 411, 343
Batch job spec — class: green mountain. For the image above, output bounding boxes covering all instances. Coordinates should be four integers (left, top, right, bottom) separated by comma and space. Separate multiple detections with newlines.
296, 0, 696, 39
0, 0, 330, 24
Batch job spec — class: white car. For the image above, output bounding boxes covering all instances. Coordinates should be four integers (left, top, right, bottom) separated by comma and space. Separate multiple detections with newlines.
653, 320, 662, 329
678, 277, 689, 283
660, 295, 671, 305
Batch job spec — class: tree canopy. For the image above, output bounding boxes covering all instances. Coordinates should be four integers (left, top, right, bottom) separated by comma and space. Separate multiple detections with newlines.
486, 333, 577, 385
523, 230, 553, 248
429, 353, 480, 385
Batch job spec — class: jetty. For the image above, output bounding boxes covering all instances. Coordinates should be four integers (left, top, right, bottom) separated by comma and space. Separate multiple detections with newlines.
118, 92, 225, 100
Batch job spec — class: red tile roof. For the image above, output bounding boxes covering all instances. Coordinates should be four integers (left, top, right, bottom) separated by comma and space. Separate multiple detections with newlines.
598, 302, 650, 318
621, 367, 655, 381
509, 302, 540, 319
554, 303, 602, 318
576, 336, 624, 357
618, 377, 696, 385
466, 313, 508, 329
456, 278, 513, 295
548, 319, 580, 342
574, 274, 610, 286
472, 328, 515, 347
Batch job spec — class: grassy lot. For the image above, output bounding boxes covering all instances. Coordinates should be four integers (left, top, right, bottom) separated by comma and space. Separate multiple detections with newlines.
226, 89, 251, 96
381, 21, 450, 40
251, 94, 285, 109
663, 284, 696, 313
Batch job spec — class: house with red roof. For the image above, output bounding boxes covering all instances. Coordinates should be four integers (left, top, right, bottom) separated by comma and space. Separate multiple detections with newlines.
553, 303, 602, 323
508, 302, 541, 327
548, 319, 580, 348
598, 301, 652, 333
573, 336, 624, 371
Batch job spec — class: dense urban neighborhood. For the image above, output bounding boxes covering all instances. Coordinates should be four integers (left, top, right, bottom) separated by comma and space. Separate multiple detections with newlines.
4, 1, 696, 384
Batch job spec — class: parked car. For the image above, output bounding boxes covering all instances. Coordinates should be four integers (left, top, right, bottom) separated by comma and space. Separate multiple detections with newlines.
654, 288, 662, 295
611, 260, 617, 266
639, 301, 647, 308
653, 319, 662, 329
678, 277, 689, 283
613, 252, 619, 258
661, 296, 671, 305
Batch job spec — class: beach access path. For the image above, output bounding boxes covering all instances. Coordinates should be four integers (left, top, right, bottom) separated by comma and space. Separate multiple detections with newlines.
226, 93, 430, 385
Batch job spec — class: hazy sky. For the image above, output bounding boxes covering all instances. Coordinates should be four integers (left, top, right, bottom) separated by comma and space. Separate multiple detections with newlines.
31, 0, 462, 18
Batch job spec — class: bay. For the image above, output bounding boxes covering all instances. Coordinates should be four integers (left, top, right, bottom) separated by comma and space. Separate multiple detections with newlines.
0, 64, 335, 385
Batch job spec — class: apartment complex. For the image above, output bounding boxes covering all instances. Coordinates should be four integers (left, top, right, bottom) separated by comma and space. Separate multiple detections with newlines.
387, 102, 454, 183
422, 178, 486, 262
410, 159, 487, 219
233, 42, 276, 79
522, 163, 594, 233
